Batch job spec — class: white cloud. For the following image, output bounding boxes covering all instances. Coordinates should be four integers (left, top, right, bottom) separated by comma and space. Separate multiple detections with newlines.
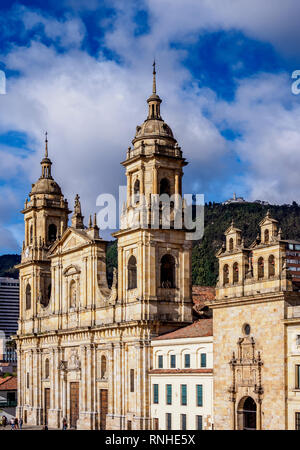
141, 0, 300, 59
1, 2, 300, 249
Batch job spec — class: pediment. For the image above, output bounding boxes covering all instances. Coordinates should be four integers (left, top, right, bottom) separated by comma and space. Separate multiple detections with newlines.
48, 227, 92, 256
225, 225, 242, 236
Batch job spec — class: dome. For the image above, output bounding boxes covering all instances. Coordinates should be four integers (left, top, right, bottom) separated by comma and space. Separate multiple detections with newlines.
133, 118, 175, 143
30, 177, 62, 196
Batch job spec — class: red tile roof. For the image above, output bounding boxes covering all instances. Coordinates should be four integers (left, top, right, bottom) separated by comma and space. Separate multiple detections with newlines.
192, 286, 215, 306
0, 376, 17, 391
153, 318, 213, 340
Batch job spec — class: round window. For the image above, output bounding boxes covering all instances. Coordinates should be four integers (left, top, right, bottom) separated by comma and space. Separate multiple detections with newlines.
243, 323, 251, 335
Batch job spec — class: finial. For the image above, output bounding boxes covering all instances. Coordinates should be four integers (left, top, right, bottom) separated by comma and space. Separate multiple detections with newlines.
231, 219, 234, 228
152, 59, 156, 94
45, 131, 48, 158
93, 213, 98, 228
72, 194, 84, 229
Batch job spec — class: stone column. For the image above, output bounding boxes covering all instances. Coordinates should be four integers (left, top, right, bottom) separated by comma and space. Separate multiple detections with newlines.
83, 256, 88, 308
231, 400, 236, 430
52, 266, 56, 314
152, 165, 158, 195
138, 241, 144, 305
148, 242, 157, 300
16, 348, 23, 419
140, 166, 145, 196
175, 171, 180, 195
106, 343, 115, 429
54, 348, 61, 428
61, 370, 67, 422
134, 341, 142, 429
50, 348, 55, 410
86, 345, 93, 427
257, 399, 262, 430
127, 172, 132, 207
143, 340, 151, 430
80, 345, 87, 413
118, 248, 123, 305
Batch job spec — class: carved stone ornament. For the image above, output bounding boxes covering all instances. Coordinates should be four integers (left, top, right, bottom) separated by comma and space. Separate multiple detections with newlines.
58, 360, 68, 371
228, 335, 264, 402
68, 349, 81, 371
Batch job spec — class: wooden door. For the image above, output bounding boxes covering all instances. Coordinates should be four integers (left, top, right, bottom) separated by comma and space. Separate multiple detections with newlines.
70, 382, 79, 429
44, 388, 50, 426
100, 389, 108, 430
153, 418, 159, 430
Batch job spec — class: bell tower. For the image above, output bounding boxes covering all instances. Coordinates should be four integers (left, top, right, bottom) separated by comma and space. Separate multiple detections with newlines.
113, 63, 193, 331
16, 134, 70, 332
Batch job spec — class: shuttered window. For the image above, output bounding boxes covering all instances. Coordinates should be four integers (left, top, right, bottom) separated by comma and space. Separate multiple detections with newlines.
181, 384, 187, 406
153, 384, 159, 404
196, 415, 203, 430
184, 354, 190, 368
170, 354, 176, 368
166, 384, 172, 405
196, 384, 203, 407
158, 355, 163, 369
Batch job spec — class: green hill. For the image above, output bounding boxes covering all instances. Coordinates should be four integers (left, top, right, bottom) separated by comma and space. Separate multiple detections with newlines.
2, 201, 300, 286
0, 254, 20, 279
192, 201, 300, 286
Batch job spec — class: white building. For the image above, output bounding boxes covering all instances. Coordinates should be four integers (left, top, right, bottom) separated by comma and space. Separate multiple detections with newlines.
0, 277, 19, 370
222, 192, 246, 205
149, 319, 213, 430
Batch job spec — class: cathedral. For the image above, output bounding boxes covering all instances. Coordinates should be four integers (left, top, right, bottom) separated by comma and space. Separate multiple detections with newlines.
13, 65, 194, 430
212, 214, 300, 430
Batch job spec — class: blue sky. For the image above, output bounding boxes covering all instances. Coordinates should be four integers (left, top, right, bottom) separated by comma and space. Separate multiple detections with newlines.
1, 0, 300, 253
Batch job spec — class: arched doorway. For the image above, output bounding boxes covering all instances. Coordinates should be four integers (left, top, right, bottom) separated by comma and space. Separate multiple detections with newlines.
237, 396, 257, 430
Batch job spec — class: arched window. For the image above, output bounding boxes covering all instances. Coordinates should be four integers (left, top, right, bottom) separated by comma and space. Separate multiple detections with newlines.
258, 257, 264, 279
237, 396, 257, 430
26, 283, 31, 310
44, 283, 51, 307
161, 254, 175, 288
45, 358, 50, 379
69, 280, 77, 307
133, 179, 140, 203
264, 229, 269, 244
229, 238, 234, 251
223, 264, 229, 285
268, 255, 275, 278
48, 224, 57, 243
128, 256, 137, 290
30, 225, 33, 244
160, 178, 170, 196
101, 355, 107, 379
233, 262, 239, 283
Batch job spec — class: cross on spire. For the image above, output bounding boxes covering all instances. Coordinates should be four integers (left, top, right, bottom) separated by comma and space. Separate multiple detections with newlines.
152, 59, 156, 94
45, 131, 48, 158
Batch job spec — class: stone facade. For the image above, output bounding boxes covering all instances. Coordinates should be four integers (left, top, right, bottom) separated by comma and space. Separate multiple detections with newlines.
212, 213, 300, 430
13, 66, 194, 430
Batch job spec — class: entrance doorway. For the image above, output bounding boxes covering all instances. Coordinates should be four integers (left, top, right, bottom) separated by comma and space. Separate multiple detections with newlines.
44, 388, 50, 426
70, 382, 79, 429
237, 396, 257, 430
100, 389, 108, 430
